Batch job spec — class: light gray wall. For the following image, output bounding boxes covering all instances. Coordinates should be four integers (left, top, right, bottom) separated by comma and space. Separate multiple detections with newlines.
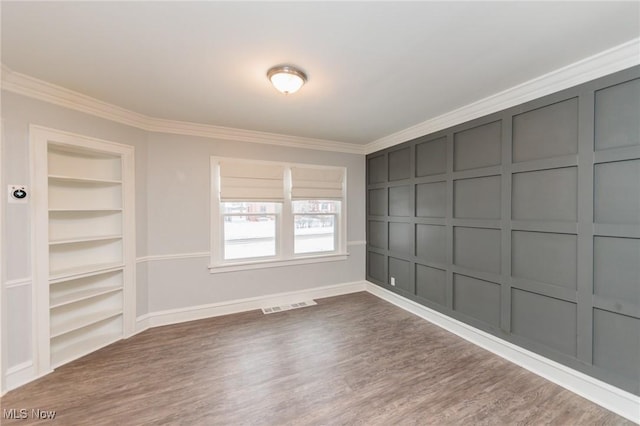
366, 66, 640, 395
145, 132, 365, 312
1, 90, 365, 374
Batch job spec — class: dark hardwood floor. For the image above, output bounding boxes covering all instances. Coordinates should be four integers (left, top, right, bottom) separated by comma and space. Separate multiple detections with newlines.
1, 292, 633, 425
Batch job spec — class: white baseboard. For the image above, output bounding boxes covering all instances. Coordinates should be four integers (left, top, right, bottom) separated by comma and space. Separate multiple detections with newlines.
365, 282, 640, 424
134, 313, 151, 335
6, 279, 638, 422
7, 281, 366, 392
137, 281, 367, 331
5, 361, 36, 393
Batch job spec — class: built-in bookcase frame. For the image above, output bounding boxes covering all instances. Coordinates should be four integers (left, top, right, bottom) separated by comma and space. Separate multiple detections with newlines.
30, 126, 135, 376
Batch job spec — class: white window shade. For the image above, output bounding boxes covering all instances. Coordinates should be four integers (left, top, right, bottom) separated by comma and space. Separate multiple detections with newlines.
291, 166, 345, 199
219, 161, 285, 201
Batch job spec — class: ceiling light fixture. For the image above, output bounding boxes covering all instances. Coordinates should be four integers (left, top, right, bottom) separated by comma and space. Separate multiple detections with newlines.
267, 65, 307, 95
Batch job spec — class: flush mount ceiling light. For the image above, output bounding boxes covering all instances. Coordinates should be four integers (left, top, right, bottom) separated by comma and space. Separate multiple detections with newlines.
267, 65, 307, 95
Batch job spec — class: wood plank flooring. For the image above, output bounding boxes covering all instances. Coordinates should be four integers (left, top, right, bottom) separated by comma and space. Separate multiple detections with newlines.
1, 292, 634, 425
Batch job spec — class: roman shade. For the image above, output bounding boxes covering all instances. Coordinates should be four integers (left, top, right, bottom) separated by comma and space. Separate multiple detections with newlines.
291, 166, 345, 200
219, 160, 285, 201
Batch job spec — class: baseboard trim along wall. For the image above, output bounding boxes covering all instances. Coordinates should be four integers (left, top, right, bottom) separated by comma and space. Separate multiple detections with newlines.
365, 281, 640, 423
5, 361, 36, 394
134, 281, 367, 333
6, 279, 639, 422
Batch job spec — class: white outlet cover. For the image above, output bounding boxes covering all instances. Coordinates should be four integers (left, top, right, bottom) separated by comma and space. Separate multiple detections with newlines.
8, 185, 29, 204
390, 277, 396, 286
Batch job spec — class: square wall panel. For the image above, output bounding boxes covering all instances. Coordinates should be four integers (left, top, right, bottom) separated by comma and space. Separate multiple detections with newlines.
594, 236, 640, 305
416, 182, 446, 218
595, 78, 640, 151
594, 160, 640, 225
416, 264, 446, 306
511, 289, 577, 357
368, 252, 386, 282
368, 155, 387, 184
368, 220, 387, 250
454, 121, 502, 171
389, 257, 412, 293
453, 274, 500, 327
512, 167, 577, 222
416, 136, 447, 177
512, 98, 578, 163
389, 222, 412, 256
454, 227, 501, 274
593, 309, 640, 382
388, 147, 411, 181
454, 175, 501, 220
416, 224, 447, 264
389, 185, 411, 217
368, 188, 387, 217
512, 231, 577, 290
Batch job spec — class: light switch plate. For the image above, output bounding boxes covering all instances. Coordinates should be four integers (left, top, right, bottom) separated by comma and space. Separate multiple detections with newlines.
8, 185, 29, 204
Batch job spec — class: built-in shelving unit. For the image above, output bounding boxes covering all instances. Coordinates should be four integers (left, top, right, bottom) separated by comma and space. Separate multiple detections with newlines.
47, 145, 126, 368
31, 126, 135, 374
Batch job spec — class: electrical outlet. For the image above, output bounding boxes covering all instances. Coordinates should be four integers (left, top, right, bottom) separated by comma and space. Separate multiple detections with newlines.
8, 185, 29, 204
390, 277, 396, 286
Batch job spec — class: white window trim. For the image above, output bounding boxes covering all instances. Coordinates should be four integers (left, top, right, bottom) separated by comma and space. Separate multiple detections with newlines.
209, 157, 348, 272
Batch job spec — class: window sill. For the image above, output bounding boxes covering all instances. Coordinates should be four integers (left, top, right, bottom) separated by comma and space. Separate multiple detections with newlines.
208, 252, 349, 274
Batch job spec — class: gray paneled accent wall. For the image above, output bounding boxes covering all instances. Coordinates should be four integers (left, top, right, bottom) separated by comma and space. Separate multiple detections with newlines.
366, 66, 640, 395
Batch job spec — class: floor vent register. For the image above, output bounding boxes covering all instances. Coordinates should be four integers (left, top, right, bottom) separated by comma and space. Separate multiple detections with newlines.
262, 300, 317, 314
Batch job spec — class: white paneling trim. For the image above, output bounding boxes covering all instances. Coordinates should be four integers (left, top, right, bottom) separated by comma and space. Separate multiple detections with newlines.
365, 282, 640, 423
5, 277, 31, 289
209, 253, 349, 274
136, 252, 209, 263
140, 281, 366, 330
0, 64, 364, 155
366, 38, 640, 154
137, 242, 365, 264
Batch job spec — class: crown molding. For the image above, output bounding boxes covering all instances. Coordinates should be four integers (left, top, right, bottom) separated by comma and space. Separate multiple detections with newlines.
145, 116, 365, 154
0, 64, 365, 155
1, 64, 152, 128
3, 36, 638, 158
365, 38, 640, 155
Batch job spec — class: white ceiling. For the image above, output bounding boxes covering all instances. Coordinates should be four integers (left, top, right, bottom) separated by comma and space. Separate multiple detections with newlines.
2, 1, 639, 145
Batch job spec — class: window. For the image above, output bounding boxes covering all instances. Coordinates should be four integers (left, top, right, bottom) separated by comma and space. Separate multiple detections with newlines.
210, 157, 347, 271
222, 202, 279, 260
293, 200, 339, 254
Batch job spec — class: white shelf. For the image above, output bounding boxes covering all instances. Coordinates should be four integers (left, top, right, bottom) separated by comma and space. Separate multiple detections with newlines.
48, 175, 122, 184
48, 144, 122, 183
49, 210, 122, 243
48, 178, 123, 211
51, 331, 122, 369
49, 262, 124, 283
49, 235, 122, 246
49, 208, 122, 212
50, 286, 123, 309
50, 309, 122, 338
